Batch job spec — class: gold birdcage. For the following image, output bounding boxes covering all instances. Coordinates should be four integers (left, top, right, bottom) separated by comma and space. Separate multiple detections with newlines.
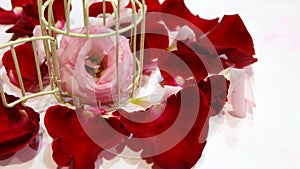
0, 0, 146, 109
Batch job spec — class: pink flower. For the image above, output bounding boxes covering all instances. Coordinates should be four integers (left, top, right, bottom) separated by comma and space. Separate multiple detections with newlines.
57, 26, 133, 105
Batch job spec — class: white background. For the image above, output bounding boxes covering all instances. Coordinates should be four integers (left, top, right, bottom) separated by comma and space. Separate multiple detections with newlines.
1, 0, 300, 168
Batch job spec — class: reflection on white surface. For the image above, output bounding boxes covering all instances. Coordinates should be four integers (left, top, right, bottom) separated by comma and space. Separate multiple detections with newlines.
1, 0, 300, 168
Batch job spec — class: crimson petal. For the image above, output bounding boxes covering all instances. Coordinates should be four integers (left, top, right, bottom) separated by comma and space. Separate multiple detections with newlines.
11, 0, 34, 8
2, 43, 49, 93
199, 75, 230, 115
45, 105, 126, 169
5, 12, 40, 40
161, 0, 219, 33
127, 0, 161, 12
206, 14, 257, 68
5, 0, 69, 40
50, 0, 70, 24
89, 2, 114, 17
0, 8, 21, 24
0, 93, 40, 159
151, 88, 209, 169
120, 87, 210, 168
44, 105, 102, 169
174, 41, 210, 82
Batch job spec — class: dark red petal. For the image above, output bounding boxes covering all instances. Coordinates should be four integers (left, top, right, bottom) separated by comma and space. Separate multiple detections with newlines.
51, 0, 70, 23
2, 43, 49, 93
124, 13, 168, 52
120, 86, 210, 168
44, 105, 103, 169
206, 14, 256, 68
199, 75, 230, 115
161, 0, 219, 32
151, 41, 210, 86
150, 88, 209, 169
5, 14, 40, 40
174, 41, 210, 82
0, 8, 21, 24
0, 93, 40, 159
11, 0, 34, 8
89, 2, 114, 17
126, 14, 169, 66
127, 0, 161, 12
45, 105, 126, 169
221, 49, 258, 68
143, 19, 169, 50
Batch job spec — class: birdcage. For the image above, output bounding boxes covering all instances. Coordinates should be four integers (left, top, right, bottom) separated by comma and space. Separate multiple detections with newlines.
0, 0, 146, 110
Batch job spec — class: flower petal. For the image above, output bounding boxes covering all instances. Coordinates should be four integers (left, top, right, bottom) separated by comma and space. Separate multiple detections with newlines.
120, 86, 210, 168
2, 43, 49, 93
0, 7, 21, 24
57, 26, 133, 105
127, 0, 161, 12
198, 75, 230, 116
161, 0, 219, 32
45, 105, 127, 169
0, 93, 40, 159
206, 14, 257, 68
11, 0, 34, 8
89, 1, 114, 17
44, 105, 103, 169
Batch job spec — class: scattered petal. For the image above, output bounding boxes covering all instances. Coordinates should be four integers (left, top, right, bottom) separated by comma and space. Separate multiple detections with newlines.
161, 0, 219, 33
2, 43, 49, 93
0, 93, 40, 159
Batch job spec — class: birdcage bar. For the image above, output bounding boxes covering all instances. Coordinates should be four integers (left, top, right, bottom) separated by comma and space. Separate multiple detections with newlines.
31, 41, 44, 91
10, 45, 26, 96
110, 0, 121, 107
102, 0, 107, 26
49, 39, 63, 102
64, 0, 71, 34
130, 0, 138, 97
139, 0, 146, 88
82, 0, 90, 36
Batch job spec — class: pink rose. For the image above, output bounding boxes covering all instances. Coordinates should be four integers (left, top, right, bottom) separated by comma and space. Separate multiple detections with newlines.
57, 26, 133, 105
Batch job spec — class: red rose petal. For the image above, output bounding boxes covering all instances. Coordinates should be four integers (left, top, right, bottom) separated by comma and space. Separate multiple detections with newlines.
0, 93, 40, 159
44, 105, 103, 169
161, 0, 219, 33
2, 43, 49, 93
199, 75, 230, 115
174, 41, 209, 82
51, 0, 70, 24
5, 14, 40, 40
206, 14, 257, 68
45, 105, 126, 169
120, 86, 210, 168
89, 1, 114, 17
127, 0, 161, 12
0, 8, 21, 24
5, 0, 68, 40
11, 0, 34, 8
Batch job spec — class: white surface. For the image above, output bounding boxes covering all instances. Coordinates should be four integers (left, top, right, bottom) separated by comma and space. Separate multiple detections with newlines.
1, 0, 300, 168
189, 0, 300, 169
